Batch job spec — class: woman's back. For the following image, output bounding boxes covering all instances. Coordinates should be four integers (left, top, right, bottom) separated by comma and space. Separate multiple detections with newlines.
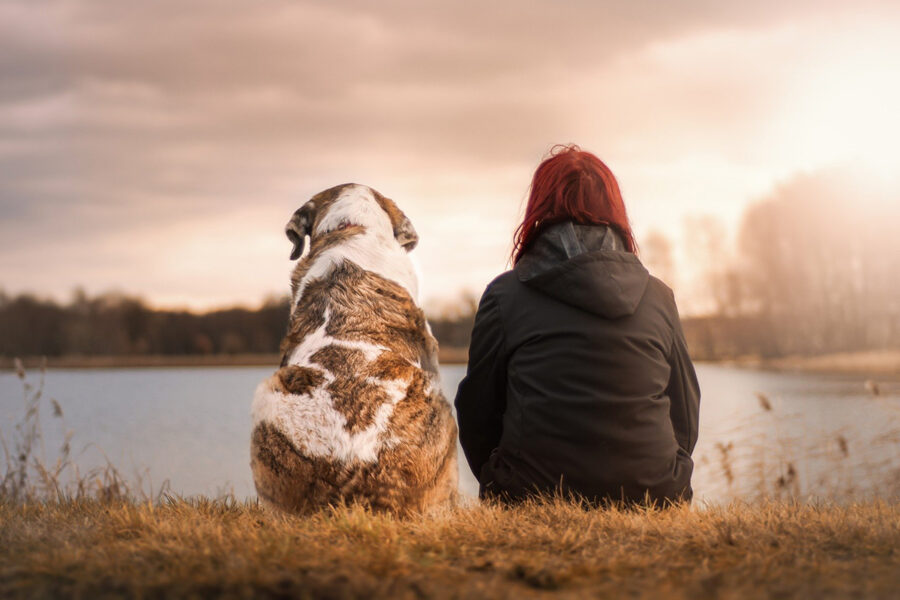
455, 221, 699, 504
454, 144, 700, 505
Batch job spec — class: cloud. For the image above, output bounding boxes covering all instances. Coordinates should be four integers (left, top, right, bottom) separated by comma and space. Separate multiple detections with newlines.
1, 0, 899, 308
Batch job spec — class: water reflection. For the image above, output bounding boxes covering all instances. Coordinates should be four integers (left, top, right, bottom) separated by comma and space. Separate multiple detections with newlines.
1, 364, 898, 503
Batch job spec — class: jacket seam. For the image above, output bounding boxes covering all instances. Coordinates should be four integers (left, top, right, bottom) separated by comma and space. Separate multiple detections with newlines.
662, 286, 692, 450
496, 291, 509, 357
488, 279, 516, 451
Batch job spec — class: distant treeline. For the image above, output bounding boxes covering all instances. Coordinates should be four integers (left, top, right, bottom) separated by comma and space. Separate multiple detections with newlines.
674, 170, 900, 359
0, 290, 477, 359
0, 291, 292, 358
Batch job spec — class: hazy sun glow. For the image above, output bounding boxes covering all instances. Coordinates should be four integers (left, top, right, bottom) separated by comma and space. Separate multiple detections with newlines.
1, 1, 899, 314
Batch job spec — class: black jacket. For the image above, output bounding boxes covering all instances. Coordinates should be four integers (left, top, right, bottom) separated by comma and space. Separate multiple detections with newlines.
454, 221, 700, 505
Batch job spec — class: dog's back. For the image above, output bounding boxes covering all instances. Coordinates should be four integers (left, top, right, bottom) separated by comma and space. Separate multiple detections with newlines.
251, 184, 458, 514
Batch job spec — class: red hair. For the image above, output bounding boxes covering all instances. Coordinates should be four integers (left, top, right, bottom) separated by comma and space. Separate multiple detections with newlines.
512, 145, 636, 264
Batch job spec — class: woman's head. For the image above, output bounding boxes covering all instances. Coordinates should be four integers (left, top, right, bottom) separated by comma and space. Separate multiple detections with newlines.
512, 144, 636, 263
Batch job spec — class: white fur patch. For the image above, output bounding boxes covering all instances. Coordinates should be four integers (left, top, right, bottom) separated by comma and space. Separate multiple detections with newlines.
251, 308, 410, 463
251, 376, 407, 464
291, 185, 419, 309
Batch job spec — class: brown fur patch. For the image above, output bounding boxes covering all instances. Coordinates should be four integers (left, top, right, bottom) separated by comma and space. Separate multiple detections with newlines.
310, 344, 368, 374
363, 353, 418, 383
310, 344, 388, 433
251, 421, 457, 516
277, 365, 326, 396
283, 261, 437, 370
320, 263, 433, 364
305, 184, 348, 218
328, 377, 390, 434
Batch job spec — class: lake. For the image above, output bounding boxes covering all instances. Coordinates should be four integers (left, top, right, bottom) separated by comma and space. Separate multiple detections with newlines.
2, 364, 899, 504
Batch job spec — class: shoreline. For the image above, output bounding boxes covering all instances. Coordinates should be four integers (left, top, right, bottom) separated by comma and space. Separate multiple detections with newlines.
1, 348, 470, 370
714, 349, 900, 377
3, 349, 899, 376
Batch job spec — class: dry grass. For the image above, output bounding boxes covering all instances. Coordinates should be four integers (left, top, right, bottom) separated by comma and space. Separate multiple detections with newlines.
1, 497, 898, 599
1, 359, 166, 504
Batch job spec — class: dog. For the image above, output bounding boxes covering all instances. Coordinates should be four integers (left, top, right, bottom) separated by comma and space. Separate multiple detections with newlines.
250, 183, 458, 515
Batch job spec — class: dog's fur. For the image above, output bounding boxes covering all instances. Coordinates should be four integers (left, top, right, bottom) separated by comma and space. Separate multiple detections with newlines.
250, 184, 458, 515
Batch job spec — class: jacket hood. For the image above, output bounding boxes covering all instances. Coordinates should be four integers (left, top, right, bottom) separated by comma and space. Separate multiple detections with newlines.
514, 221, 649, 318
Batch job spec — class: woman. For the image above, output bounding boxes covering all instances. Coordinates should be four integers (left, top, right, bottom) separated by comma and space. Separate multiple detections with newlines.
454, 145, 700, 505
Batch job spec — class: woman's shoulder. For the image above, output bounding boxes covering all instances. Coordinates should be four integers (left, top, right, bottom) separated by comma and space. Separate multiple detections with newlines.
481, 269, 540, 308
642, 275, 686, 346
473, 271, 516, 314
644, 274, 675, 302
483, 270, 518, 293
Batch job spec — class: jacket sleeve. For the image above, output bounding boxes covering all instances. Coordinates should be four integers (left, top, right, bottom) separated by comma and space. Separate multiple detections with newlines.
453, 284, 508, 479
666, 304, 701, 455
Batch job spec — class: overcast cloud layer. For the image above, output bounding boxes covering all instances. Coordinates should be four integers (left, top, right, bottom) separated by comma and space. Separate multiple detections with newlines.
2, 0, 899, 310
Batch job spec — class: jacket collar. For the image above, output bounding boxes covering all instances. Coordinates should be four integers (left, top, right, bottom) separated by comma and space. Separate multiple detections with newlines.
513, 221, 649, 318
515, 221, 625, 280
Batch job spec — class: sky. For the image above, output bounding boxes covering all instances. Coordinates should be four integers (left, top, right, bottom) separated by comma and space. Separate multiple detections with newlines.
2, 0, 899, 313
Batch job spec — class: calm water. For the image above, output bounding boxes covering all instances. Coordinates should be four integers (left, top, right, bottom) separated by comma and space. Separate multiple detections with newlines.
1, 364, 899, 503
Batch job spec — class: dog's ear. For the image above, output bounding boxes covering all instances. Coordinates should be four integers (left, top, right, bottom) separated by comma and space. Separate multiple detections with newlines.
285, 201, 317, 260
371, 189, 419, 251
393, 212, 418, 252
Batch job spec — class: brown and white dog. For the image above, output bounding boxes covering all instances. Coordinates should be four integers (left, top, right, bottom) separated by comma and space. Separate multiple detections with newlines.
250, 183, 458, 515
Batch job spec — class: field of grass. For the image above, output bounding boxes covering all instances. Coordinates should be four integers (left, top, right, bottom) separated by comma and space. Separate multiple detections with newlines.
2, 497, 899, 599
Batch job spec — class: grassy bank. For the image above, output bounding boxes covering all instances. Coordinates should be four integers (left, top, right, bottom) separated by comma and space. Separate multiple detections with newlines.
2, 498, 899, 599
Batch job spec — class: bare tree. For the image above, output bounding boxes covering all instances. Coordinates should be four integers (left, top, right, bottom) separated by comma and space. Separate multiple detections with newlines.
737, 168, 900, 354
682, 215, 743, 317
641, 230, 677, 288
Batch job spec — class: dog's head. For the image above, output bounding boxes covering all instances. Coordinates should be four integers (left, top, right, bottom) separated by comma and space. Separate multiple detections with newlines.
285, 184, 418, 260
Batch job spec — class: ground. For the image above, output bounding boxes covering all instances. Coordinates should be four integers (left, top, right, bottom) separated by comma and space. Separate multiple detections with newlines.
1, 497, 899, 599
